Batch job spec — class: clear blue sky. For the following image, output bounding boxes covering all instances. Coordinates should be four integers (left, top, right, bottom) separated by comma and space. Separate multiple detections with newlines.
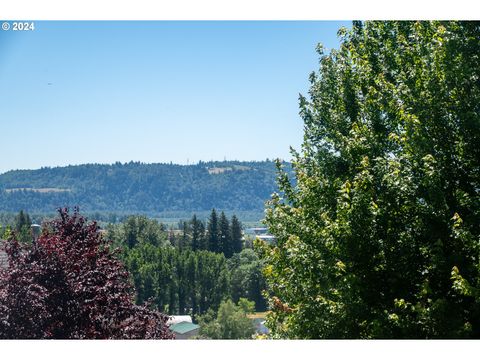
0, 21, 350, 174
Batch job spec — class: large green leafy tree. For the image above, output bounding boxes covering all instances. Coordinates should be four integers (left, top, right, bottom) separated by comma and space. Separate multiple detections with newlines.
258, 21, 480, 339
197, 298, 255, 339
229, 249, 267, 311
122, 244, 230, 315
107, 215, 169, 249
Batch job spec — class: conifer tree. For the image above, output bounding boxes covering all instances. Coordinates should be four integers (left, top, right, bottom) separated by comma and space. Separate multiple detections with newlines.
190, 214, 205, 251
218, 212, 232, 258
230, 215, 243, 254
13, 210, 33, 243
207, 209, 219, 253
14, 210, 31, 232
180, 220, 190, 250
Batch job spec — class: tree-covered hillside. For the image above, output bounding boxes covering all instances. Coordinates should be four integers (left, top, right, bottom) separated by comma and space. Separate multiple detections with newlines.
0, 160, 288, 216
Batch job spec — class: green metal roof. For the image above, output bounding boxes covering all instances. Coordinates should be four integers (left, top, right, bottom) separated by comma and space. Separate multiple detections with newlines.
169, 321, 200, 335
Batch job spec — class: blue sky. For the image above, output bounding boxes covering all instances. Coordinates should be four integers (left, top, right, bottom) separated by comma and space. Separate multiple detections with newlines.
0, 21, 350, 174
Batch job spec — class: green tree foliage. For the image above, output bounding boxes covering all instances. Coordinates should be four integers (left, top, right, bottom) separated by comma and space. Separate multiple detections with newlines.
228, 249, 267, 311
122, 244, 230, 315
107, 215, 169, 249
230, 215, 243, 254
190, 214, 205, 251
0, 161, 287, 217
205, 209, 242, 257
0, 226, 12, 241
218, 211, 233, 258
14, 210, 31, 232
197, 298, 255, 339
0, 211, 39, 243
13, 210, 32, 243
258, 21, 480, 338
109, 212, 265, 316
207, 209, 219, 253
179, 221, 190, 250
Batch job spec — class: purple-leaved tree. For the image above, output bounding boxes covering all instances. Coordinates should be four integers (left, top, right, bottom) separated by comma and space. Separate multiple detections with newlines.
0, 208, 174, 339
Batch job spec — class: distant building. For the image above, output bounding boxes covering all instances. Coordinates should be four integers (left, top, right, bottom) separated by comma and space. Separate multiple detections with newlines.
167, 315, 193, 326
244, 227, 269, 236
252, 318, 269, 335
247, 313, 270, 336
256, 234, 276, 244
31, 224, 41, 241
244, 227, 276, 244
169, 321, 200, 339
167, 315, 200, 339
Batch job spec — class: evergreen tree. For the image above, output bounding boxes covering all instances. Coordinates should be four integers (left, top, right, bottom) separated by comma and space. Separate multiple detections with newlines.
14, 210, 31, 232
218, 212, 232, 258
180, 220, 190, 250
168, 229, 177, 248
207, 209, 219, 253
190, 215, 205, 251
124, 216, 138, 249
119, 215, 168, 249
13, 210, 32, 243
230, 215, 243, 254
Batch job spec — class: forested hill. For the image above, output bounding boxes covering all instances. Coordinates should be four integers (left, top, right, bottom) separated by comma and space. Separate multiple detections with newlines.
0, 160, 289, 216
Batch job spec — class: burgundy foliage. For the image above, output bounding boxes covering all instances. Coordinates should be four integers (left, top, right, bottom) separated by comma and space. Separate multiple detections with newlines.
0, 208, 174, 339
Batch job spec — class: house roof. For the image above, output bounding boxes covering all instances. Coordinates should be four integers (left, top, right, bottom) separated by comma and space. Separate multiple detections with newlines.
167, 315, 193, 326
169, 321, 200, 335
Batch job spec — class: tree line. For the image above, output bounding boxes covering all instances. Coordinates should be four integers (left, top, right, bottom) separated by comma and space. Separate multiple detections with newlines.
2, 208, 268, 317
0, 208, 267, 338
107, 209, 243, 257
171, 210, 243, 258
0, 160, 287, 216
106, 210, 267, 315
0, 210, 34, 243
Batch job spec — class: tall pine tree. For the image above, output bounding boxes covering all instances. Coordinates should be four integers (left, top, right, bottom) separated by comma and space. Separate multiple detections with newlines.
190, 214, 205, 251
230, 215, 243, 255
218, 212, 232, 258
180, 220, 190, 250
14, 210, 31, 233
207, 209, 219, 253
